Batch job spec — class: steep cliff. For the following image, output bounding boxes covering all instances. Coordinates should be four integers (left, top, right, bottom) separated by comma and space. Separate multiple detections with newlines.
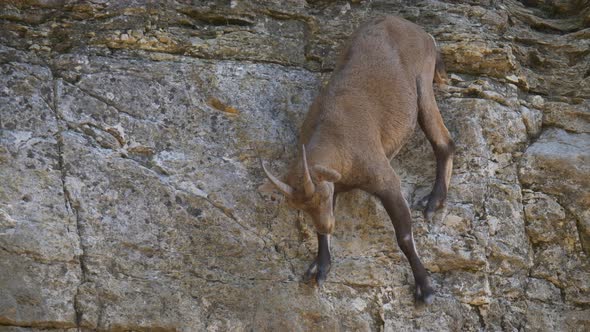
0, 0, 589, 331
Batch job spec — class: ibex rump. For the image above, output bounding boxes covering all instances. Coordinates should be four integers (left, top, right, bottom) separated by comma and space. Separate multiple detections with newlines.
261, 16, 454, 304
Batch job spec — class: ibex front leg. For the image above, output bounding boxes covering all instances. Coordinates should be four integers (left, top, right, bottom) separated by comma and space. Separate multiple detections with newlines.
303, 233, 331, 287
375, 168, 434, 304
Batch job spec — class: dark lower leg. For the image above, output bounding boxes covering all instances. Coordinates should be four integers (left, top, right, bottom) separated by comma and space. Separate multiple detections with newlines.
396, 232, 433, 303
393, 210, 431, 292
379, 189, 434, 304
303, 233, 331, 287
416, 91, 455, 220
424, 141, 454, 220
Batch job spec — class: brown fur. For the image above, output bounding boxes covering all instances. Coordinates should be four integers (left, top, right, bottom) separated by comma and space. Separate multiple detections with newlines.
261, 15, 454, 304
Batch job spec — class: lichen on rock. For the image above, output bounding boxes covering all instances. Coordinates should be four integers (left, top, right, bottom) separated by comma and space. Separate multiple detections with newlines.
0, 0, 588, 331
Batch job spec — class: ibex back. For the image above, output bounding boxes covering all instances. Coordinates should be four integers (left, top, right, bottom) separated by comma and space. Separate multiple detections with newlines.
261, 15, 454, 305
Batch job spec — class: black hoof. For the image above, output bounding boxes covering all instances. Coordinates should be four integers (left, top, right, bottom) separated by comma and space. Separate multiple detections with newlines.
316, 262, 331, 288
302, 258, 331, 288
422, 193, 445, 221
415, 284, 435, 305
417, 194, 430, 209
303, 259, 318, 283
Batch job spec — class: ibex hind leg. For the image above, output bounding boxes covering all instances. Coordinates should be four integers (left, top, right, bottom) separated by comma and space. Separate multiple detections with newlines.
416, 77, 454, 221
374, 166, 434, 305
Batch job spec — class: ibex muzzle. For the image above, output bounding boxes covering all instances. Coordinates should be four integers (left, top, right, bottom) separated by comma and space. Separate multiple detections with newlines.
260, 15, 454, 305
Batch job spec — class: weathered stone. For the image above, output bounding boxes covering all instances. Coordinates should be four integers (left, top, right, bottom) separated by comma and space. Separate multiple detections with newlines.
523, 191, 572, 245
490, 274, 528, 300
483, 300, 518, 331
486, 181, 532, 275
0, 253, 79, 328
530, 242, 590, 306
441, 42, 518, 78
520, 105, 543, 137
524, 301, 590, 332
447, 271, 491, 305
520, 128, 590, 256
0, 58, 81, 328
381, 296, 481, 332
0, 328, 76, 332
1, 0, 589, 330
543, 101, 590, 134
520, 128, 590, 196
526, 278, 562, 303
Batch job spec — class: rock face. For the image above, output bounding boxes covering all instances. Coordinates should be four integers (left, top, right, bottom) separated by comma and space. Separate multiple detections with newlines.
0, 0, 589, 331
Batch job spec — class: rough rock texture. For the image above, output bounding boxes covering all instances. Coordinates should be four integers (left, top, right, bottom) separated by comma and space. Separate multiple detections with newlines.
0, 0, 589, 331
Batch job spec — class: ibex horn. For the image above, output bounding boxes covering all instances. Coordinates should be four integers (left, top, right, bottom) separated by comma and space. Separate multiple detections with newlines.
260, 159, 294, 197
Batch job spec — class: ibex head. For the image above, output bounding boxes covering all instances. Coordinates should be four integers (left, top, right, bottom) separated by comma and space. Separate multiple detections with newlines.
260, 145, 341, 234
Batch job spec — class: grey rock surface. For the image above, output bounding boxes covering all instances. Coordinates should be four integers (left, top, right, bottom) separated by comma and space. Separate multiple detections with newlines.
0, 0, 589, 331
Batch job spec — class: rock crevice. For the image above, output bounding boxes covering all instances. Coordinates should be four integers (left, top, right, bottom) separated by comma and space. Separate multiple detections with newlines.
0, 0, 588, 331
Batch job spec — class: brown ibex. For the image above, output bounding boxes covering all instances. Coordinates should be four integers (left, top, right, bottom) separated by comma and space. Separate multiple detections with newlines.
260, 16, 454, 305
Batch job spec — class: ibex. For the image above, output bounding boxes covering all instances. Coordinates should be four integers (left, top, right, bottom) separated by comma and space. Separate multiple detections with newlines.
260, 16, 454, 305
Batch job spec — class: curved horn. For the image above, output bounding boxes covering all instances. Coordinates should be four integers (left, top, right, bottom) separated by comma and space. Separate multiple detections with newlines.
260, 159, 294, 197
302, 145, 315, 197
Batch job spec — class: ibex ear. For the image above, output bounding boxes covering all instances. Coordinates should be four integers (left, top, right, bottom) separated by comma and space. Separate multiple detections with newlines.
312, 165, 341, 183
258, 180, 277, 193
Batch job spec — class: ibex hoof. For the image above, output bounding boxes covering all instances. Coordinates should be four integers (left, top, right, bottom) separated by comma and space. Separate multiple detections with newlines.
316, 273, 327, 289
417, 194, 430, 209
415, 285, 435, 305
303, 259, 318, 283
303, 258, 331, 288
420, 193, 445, 221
